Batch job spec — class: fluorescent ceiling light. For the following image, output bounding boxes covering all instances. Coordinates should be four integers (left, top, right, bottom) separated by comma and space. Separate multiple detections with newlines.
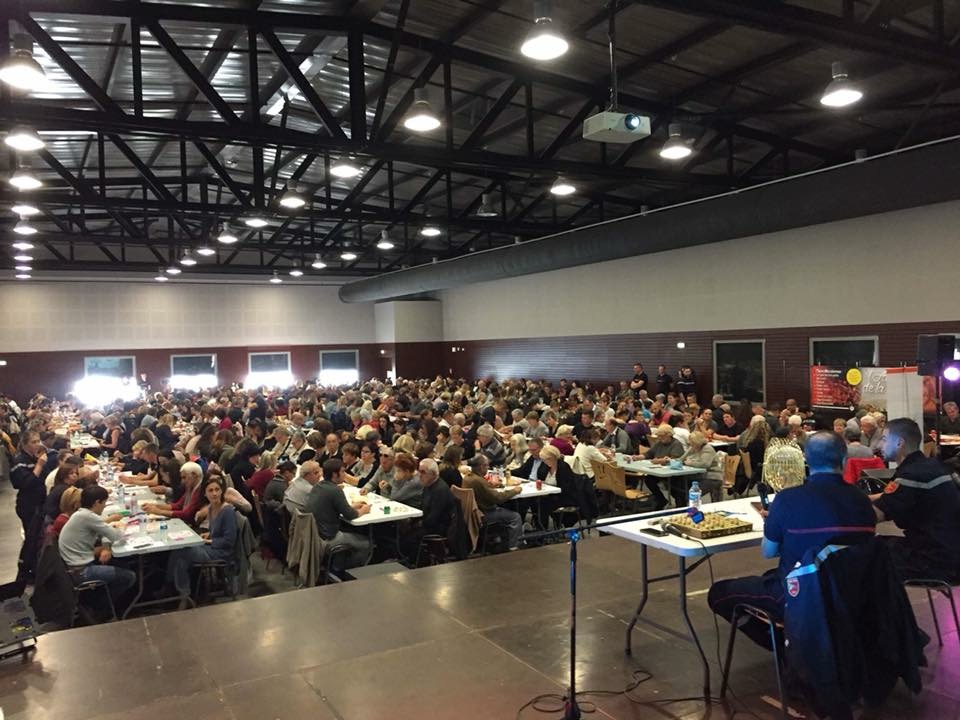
4, 128, 45, 152
820, 61, 863, 108
520, 1, 569, 61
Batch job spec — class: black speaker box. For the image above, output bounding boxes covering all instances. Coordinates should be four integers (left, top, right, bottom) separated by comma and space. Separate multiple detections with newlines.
917, 334, 956, 375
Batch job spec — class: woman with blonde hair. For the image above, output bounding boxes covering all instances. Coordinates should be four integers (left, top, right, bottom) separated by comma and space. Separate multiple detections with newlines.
736, 415, 771, 496
392, 433, 415, 455
45, 485, 83, 543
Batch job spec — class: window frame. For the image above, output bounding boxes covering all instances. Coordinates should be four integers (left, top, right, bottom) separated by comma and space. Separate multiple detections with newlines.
319, 349, 359, 374
170, 352, 218, 377
248, 351, 291, 374
809, 335, 879, 368
713, 339, 766, 404
83, 355, 137, 379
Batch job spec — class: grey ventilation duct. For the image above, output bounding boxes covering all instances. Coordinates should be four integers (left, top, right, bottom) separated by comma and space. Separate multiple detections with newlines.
339, 138, 960, 303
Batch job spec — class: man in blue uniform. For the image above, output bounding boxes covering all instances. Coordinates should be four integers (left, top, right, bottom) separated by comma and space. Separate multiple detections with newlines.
872, 417, 960, 582
708, 432, 877, 647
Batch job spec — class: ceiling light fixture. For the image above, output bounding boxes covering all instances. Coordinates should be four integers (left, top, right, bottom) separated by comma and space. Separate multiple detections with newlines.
8, 166, 42, 191
4, 127, 45, 152
165, 266, 182, 275
403, 88, 442, 133
279, 187, 306, 209
217, 223, 238, 244
244, 215, 268, 229
15, 273, 31, 280
154, 270, 169, 282
11, 202, 39, 216
14, 264, 31, 272
196, 244, 216, 257
520, 0, 569, 61
12, 241, 34, 251
330, 157, 361, 179
179, 250, 197, 266
420, 223, 442, 238
311, 254, 327, 270
549, 176, 576, 196
0, 35, 47, 91
12, 254, 33, 262
820, 61, 863, 108
269, 272, 283, 284
659, 123, 694, 160
288, 266, 304, 277
474, 192, 499, 217
376, 230, 394, 250
340, 250, 358, 261
13, 217, 37, 235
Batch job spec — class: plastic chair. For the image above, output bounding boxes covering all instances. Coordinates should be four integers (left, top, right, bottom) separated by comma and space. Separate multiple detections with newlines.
722, 453, 741, 490
75, 580, 117, 625
608, 463, 647, 511
720, 603, 789, 720
904, 578, 960, 646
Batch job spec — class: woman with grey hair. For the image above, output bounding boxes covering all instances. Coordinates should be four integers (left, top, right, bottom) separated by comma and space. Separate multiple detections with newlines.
505, 433, 529, 470
680, 432, 722, 503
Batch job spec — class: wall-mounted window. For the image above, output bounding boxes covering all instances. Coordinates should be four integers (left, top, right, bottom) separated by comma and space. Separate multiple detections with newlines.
319, 350, 359, 386
170, 353, 218, 391
810, 336, 878, 368
247, 351, 293, 388
84, 355, 136, 378
714, 340, 765, 404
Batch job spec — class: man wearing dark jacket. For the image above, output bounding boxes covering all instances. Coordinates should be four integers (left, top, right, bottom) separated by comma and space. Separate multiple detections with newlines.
11, 430, 48, 580
708, 432, 877, 648
417, 459, 455, 537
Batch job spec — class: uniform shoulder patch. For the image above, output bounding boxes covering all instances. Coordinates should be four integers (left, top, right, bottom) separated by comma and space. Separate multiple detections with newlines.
883, 481, 899, 494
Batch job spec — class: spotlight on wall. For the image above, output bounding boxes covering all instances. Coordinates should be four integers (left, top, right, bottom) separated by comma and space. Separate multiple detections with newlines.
676, 341, 686, 349
944, 365, 960, 383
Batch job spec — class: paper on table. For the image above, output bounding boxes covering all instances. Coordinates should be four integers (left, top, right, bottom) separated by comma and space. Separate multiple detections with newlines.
127, 536, 162, 550
167, 530, 193, 541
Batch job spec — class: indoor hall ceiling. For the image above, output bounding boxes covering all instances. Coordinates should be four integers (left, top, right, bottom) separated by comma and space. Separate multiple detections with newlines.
2, 0, 960, 279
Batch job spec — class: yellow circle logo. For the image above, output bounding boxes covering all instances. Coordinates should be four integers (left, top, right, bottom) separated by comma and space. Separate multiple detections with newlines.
846, 368, 862, 386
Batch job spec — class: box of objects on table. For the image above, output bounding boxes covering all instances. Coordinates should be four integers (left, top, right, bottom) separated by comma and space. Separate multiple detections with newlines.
664, 512, 754, 539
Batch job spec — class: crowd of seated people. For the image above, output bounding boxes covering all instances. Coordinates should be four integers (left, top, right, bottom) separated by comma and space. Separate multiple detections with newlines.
2, 364, 957, 626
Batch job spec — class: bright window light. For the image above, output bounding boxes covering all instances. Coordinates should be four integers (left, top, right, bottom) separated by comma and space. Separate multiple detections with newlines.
244, 371, 295, 389
71, 375, 142, 407
317, 369, 360, 386
169, 373, 219, 391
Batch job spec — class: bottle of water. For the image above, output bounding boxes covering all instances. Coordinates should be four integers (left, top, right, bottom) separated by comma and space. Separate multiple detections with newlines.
118, 482, 126, 506
159, 521, 168, 543
688, 481, 702, 510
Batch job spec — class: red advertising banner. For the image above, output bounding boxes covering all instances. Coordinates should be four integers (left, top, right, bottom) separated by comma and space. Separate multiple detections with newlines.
810, 366, 860, 410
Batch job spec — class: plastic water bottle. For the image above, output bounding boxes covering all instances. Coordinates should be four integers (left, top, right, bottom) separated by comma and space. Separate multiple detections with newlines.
139, 512, 148, 534
159, 521, 168, 543
118, 482, 126, 506
688, 481, 702, 510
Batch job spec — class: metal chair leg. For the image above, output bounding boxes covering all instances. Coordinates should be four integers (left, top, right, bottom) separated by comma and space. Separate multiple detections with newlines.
945, 585, 960, 639
768, 622, 789, 720
720, 607, 740, 699
927, 588, 944, 646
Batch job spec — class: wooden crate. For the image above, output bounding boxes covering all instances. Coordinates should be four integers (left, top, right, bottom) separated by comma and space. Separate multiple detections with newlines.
663, 512, 754, 539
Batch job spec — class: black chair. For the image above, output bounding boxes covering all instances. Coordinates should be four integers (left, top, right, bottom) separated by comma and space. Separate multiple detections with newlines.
414, 534, 448, 567
720, 603, 789, 720
478, 517, 509, 555
903, 578, 960, 646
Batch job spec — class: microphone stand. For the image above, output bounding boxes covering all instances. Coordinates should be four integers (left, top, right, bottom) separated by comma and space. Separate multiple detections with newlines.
524, 507, 690, 720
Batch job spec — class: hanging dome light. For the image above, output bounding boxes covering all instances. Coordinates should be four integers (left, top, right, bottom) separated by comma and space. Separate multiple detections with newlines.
179, 250, 197, 266
8, 165, 42, 191
376, 230, 394, 250
474, 192, 499, 217
165, 266, 182, 275
154, 269, 169, 282
0, 35, 47, 91
288, 266, 304, 277
330, 157, 361, 179
420, 222, 442, 238
14, 264, 31, 272
279, 187, 306, 209
15, 272, 31, 280
549, 176, 576, 196
311, 254, 327, 270
4, 127, 45, 152
12, 240, 34, 251
403, 88, 442, 133
217, 223, 238, 244
340, 250, 358, 261
13, 217, 37, 235
659, 123, 694, 160
269, 271, 283, 284
11, 202, 39, 216
12, 254, 33, 262
196, 243, 216, 257
820, 61, 863, 108
520, 0, 569, 61
244, 215, 268, 228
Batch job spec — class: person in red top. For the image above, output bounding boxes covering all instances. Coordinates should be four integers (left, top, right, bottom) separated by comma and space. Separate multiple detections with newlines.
45, 486, 82, 544
549, 425, 576, 456
141, 461, 205, 526
247, 451, 277, 497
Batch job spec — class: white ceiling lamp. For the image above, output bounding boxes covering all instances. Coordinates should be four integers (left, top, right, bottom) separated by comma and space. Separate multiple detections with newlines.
549, 176, 576, 196
13, 217, 37, 235
820, 61, 863, 108
8, 165, 42, 191
288, 265, 304, 277
4, 127, 45, 152
474, 192, 499, 217
403, 88, 442, 133
279, 186, 306, 209
179, 250, 197, 266
12, 254, 33, 262
376, 230, 394, 250
217, 223, 238, 244
14, 264, 31, 272
0, 35, 47, 91
165, 266, 181, 275
15, 272, 31, 280
11, 202, 39, 216
12, 240, 34, 251
269, 271, 283, 284
520, 0, 569, 61
420, 222, 442, 238
154, 268, 169, 282
330, 157, 361, 179
659, 123, 694, 161
340, 250, 358, 261
196, 243, 216, 257
311, 254, 327, 270
244, 215, 269, 228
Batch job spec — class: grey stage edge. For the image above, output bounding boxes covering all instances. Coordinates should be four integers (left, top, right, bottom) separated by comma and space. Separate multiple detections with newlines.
0, 536, 956, 720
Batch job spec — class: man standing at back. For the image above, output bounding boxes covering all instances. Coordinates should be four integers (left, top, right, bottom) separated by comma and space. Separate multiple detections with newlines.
708, 432, 877, 647
872, 418, 960, 582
